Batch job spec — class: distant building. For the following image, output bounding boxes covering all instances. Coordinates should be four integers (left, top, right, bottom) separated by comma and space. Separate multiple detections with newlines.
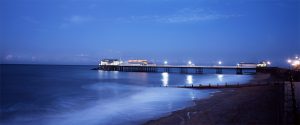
127, 60, 156, 66
256, 61, 271, 67
128, 60, 148, 66
294, 64, 300, 71
238, 62, 257, 68
147, 62, 156, 66
289, 57, 300, 71
100, 59, 122, 66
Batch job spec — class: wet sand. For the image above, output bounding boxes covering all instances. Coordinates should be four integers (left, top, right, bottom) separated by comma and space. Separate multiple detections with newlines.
144, 74, 283, 125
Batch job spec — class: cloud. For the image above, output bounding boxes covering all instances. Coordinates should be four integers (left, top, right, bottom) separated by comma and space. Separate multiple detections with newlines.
5, 54, 13, 60
158, 14, 238, 23
88, 4, 97, 9
1, 54, 38, 63
118, 8, 241, 23
60, 15, 93, 28
67, 15, 93, 23
76, 53, 89, 57
21, 16, 39, 24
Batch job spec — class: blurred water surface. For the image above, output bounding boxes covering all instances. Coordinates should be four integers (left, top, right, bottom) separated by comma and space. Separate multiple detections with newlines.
0, 64, 253, 125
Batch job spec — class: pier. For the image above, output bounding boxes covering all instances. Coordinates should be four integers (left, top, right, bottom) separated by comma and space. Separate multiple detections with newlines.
98, 65, 257, 74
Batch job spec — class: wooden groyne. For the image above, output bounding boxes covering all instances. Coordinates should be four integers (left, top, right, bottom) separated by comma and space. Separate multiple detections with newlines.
163, 83, 271, 89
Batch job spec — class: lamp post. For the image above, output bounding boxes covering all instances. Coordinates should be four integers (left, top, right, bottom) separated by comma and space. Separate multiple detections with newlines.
267, 61, 271, 65
218, 61, 222, 65
164, 61, 168, 65
287, 59, 292, 70
188, 61, 192, 66
287, 58, 297, 117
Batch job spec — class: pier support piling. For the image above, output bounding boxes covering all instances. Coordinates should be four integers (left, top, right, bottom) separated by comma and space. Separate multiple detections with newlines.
216, 68, 223, 74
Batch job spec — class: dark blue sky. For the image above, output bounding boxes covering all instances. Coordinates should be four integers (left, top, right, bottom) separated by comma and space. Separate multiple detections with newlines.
1, 0, 299, 66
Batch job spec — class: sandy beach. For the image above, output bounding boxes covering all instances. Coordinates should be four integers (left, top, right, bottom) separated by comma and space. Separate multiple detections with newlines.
144, 74, 284, 125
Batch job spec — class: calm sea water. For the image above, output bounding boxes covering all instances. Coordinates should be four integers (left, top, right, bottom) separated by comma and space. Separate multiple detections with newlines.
0, 64, 253, 125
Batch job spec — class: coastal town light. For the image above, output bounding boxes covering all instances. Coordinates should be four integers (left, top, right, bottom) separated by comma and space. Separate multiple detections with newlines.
287, 59, 292, 64
287, 56, 300, 70
293, 60, 300, 66
267, 61, 271, 65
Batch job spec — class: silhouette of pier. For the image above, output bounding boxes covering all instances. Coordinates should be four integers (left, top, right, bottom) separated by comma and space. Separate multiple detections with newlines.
98, 65, 257, 74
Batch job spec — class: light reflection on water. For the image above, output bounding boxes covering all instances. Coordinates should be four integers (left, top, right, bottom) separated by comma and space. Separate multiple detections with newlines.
186, 75, 193, 84
98, 70, 120, 79
97, 70, 253, 87
217, 74, 224, 82
181, 74, 251, 86
161, 72, 169, 86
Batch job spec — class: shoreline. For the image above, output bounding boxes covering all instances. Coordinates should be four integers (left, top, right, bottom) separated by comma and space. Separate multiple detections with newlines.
144, 73, 283, 125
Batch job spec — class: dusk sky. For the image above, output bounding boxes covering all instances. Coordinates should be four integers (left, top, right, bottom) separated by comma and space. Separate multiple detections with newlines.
1, 0, 299, 66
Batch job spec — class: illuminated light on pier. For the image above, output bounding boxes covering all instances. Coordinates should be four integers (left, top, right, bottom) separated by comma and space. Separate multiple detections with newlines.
188, 61, 192, 65
164, 61, 168, 65
267, 61, 271, 65
218, 61, 222, 65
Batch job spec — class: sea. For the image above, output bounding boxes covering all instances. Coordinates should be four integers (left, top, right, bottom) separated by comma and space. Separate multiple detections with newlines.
0, 64, 253, 125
